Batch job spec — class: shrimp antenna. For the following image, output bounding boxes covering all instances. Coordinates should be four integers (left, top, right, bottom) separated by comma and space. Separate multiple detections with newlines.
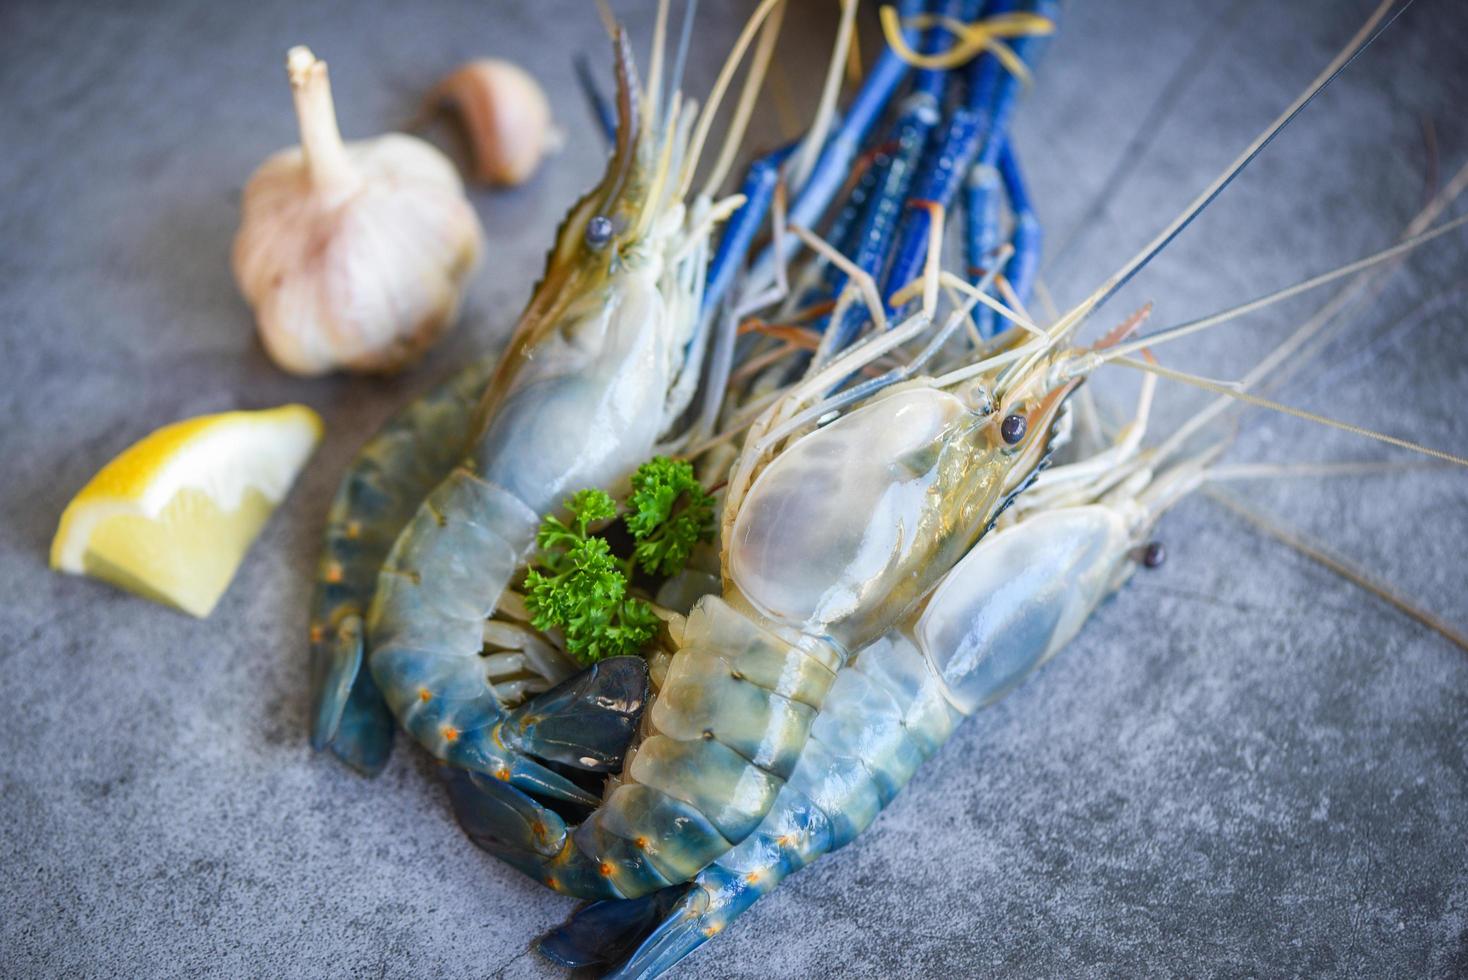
790, 0, 860, 191
1050, 0, 1410, 343
665, 0, 698, 127
679, 0, 788, 201
1110, 356, 1468, 469
1207, 488, 1468, 654
645, 0, 669, 131
1091, 212, 1468, 364
702, 0, 785, 198
1153, 158, 1468, 460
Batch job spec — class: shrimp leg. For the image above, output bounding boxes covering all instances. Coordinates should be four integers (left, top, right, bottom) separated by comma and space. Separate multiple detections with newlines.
963, 159, 1004, 337
882, 0, 1058, 313
308, 355, 495, 775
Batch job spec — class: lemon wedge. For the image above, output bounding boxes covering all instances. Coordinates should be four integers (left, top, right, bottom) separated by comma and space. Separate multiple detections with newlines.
51, 405, 323, 617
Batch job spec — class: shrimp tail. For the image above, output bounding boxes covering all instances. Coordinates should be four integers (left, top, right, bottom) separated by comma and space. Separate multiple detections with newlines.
446, 773, 621, 897
310, 616, 394, 774
446, 767, 572, 880
560, 869, 766, 980
536, 886, 691, 970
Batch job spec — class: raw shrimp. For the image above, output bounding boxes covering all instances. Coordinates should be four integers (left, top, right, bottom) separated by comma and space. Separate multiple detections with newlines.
365, 0, 845, 844
307, 0, 791, 780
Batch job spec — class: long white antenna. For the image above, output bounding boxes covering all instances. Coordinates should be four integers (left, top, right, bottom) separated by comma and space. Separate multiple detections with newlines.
1096, 213, 1468, 364
1053, 0, 1406, 340
1112, 356, 1468, 468
1154, 159, 1468, 459
701, 0, 786, 198
789, 0, 859, 190
678, 0, 788, 200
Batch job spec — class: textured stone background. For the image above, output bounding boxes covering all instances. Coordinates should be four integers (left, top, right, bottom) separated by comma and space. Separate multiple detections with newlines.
2, 1, 1466, 977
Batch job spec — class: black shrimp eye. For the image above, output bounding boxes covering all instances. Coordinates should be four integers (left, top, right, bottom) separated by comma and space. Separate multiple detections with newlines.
1000, 413, 1028, 445
585, 215, 614, 250
1142, 541, 1166, 568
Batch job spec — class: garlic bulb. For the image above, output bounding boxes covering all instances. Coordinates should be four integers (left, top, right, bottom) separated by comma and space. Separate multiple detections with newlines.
427, 59, 560, 187
233, 46, 483, 375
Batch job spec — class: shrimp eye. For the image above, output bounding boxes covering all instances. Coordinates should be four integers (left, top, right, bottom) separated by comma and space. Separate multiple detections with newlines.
1142, 541, 1167, 568
1000, 413, 1027, 445
585, 215, 615, 250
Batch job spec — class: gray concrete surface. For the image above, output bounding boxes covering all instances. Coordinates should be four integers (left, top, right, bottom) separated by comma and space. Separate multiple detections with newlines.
3, 1, 1466, 977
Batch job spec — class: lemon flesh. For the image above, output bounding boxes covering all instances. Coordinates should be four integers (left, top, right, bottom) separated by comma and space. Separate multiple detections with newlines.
51, 405, 323, 617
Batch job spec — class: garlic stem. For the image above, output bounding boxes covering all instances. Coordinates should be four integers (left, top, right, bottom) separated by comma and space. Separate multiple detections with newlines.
287, 46, 356, 190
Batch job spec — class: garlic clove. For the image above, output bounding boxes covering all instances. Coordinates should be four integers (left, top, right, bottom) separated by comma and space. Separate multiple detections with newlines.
427, 59, 560, 187
233, 46, 483, 376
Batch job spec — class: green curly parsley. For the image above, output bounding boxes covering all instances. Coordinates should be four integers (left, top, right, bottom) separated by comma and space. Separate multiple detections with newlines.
626, 456, 717, 577
522, 459, 716, 666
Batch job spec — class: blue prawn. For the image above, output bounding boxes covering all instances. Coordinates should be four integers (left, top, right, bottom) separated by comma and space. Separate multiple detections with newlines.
306, 0, 787, 779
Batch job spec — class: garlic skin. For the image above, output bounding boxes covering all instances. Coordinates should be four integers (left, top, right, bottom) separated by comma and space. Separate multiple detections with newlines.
234, 46, 483, 376
428, 59, 561, 187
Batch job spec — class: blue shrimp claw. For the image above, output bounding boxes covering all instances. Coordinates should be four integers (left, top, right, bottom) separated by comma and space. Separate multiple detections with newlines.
962, 140, 1040, 340
501, 656, 650, 773
445, 657, 653, 885
883, 0, 1059, 311
998, 140, 1041, 307
963, 160, 1004, 337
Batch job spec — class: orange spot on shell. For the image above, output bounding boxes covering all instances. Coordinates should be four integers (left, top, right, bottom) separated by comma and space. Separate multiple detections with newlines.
494, 767, 511, 781
308, 624, 325, 643
599, 862, 614, 877
634, 837, 649, 850
325, 562, 344, 583
345, 521, 361, 539
418, 688, 432, 702
440, 725, 459, 743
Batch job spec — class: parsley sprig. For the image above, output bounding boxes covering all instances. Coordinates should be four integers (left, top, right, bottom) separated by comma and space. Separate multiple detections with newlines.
626, 456, 718, 577
523, 458, 716, 666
